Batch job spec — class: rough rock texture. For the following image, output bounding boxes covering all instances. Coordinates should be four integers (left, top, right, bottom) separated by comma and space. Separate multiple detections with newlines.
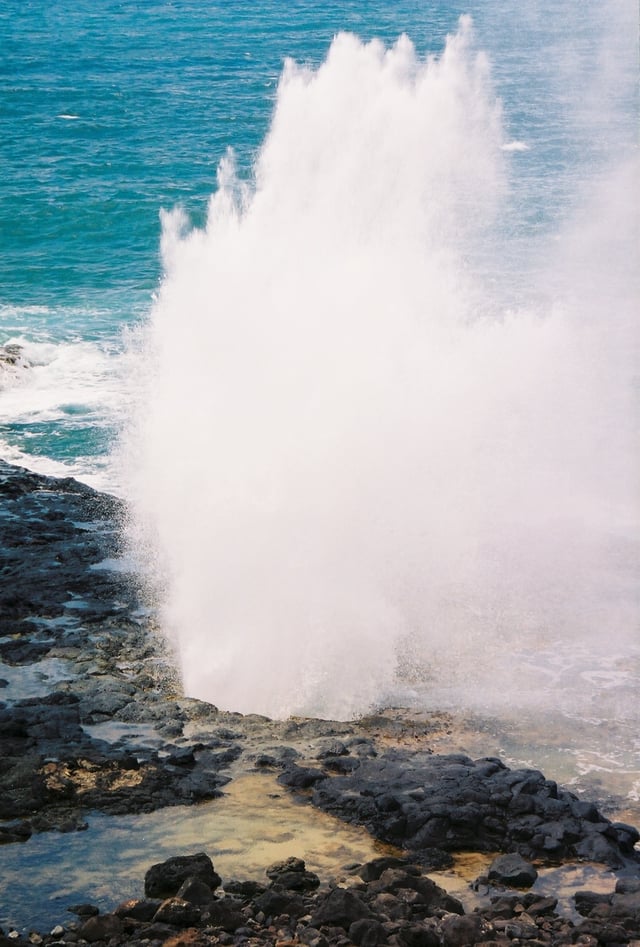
0, 344, 31, 384
1, 459, 639, 945
488, 853, 539, 888
145, 853, 222, 899
3, 853, 640, 946
279, 752, 640, 870
0, 461, 238, 833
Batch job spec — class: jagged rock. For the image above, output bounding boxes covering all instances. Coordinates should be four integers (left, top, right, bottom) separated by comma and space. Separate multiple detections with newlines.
67, 903, 99, 917
176, 877, 217, 905
253, 885, 306, 919
144, 853, 221, 898
281, 750, 639, 870
617, 877, 640, 894
279, 765, 326, 789
78, 913, 124, 941
357, 857, 410, 882
266, 856, 321, 891
202, 899, 246, 931
488, 852, 538, 887
0, 820, 32, 844
394, 921, 440, 947
348, 918, 388, 946
298, 926, 330, 947
223, 879, 267, 899
310, 888, 372, 929
153, 897, 202, 926
161, 929, 210, 947
0, 641, 52, 666
369, 868, 462, 916
114, 898, 162, 920
316, 741, 349, 759
440, 913, 484, 947
2, 459, 640, 945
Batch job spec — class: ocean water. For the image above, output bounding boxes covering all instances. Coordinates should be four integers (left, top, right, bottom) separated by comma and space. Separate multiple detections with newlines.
1, 2, 639, 811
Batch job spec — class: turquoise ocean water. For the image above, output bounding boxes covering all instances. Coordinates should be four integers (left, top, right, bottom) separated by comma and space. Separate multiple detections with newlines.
1, 0, 464, 481
2, 0, 636, 484
1, 1, 639, 811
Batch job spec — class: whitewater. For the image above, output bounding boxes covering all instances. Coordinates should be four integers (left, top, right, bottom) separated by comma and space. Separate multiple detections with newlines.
125, 16, 638, 723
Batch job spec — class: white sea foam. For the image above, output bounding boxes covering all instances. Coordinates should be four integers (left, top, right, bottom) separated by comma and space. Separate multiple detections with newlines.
0, 332, 140, 493
501, 140, 528, 151
126, 16, 639, 720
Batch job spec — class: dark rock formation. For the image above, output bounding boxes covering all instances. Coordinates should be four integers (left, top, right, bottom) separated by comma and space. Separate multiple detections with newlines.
4, 852, 640, 946
487, 853, 539, 888
0, 344, 31, 384
262, 856, 321, 893
1, 458, 639, 943
0, 461, 238, 834
279, 751, 640, 870
144, 853, 222, 899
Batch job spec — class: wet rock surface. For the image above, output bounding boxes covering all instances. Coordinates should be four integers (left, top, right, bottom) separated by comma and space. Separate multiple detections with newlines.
0, 461, 235, 835
1, 459, 639, 944
278, 752, 640, 870
2, 853, 640, 946
0, 344, 31, 385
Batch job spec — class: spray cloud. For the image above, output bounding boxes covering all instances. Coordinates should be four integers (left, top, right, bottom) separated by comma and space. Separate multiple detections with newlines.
127, 16, 639, 719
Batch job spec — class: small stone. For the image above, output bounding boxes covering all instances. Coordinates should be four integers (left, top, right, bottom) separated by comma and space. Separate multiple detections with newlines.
67, 904, 99, 917
50, 927, 65, 938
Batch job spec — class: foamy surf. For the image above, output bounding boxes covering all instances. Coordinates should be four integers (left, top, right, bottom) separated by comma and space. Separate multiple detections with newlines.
0, 333, 140, 494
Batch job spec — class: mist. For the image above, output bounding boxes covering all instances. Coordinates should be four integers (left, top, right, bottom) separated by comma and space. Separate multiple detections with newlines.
125, 15, 639, 719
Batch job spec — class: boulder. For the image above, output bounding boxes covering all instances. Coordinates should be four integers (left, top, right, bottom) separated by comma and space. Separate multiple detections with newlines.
144, 853, 221, 898
175, 877, 217, 905
152, 897, 202, 926
349, 918, 389, 946
440, 914, 484, 947
114, 898, 162, 921
310, 887, 371, 929
488, 852, 538, 887
202, 898, 247, 931
253, 885, 306, 919
266, 856, 321, 891
78, 913, 124, 942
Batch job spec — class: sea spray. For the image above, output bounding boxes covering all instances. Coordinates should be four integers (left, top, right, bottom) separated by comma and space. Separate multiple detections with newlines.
127, 18, 639, 719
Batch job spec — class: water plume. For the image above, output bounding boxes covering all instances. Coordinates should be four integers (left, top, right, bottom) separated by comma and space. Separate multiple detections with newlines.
127, 17, 638, 719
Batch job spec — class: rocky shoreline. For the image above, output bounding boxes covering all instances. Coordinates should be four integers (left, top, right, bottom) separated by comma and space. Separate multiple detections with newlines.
1, 459, 639, 945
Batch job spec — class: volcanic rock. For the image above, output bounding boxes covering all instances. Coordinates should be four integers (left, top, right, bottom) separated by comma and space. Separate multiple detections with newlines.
78, 913, 124, 942
487, 852, 538, 887
309, 888, 372, 929
266, 856, 321, 891
280, 751, 639, 869
144, 853, 222, 899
